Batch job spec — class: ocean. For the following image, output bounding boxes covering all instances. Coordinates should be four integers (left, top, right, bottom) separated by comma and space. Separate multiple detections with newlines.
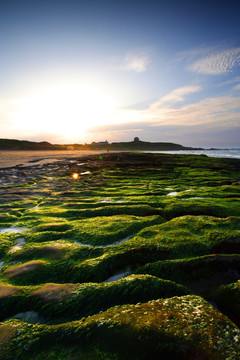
143, 149, 240, 159
0, 148, 239, 169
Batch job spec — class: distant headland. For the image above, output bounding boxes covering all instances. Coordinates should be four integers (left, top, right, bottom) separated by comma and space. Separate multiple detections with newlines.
0, 137, 204, 151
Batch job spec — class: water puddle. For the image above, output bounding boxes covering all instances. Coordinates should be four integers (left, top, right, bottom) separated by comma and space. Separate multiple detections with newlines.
100, 197, 112, 203
23, 159, 62, 167
186, 269, 240, 295
74, 241, 92, 247
104, 267, 131, 283
74, 235, 133, 248
166, 189, 194, 196
106, 235, 133, 247
182, 197, 206, 200
166, 191, 179, 196
3, 311, 47, 324
0, 227, 28, 234
8, 237, 26, 254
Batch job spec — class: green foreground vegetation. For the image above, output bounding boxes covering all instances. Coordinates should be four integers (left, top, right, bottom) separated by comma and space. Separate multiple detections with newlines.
0, 152, 240, 359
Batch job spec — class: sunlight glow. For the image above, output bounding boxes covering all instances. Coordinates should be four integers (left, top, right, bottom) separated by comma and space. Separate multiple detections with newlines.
8, 84, 117, 141
72, 173, 79, 180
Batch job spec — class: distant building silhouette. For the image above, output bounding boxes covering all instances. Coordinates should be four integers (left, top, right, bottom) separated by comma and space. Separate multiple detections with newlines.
134, 137, 140, 142
91, 140, 109, 145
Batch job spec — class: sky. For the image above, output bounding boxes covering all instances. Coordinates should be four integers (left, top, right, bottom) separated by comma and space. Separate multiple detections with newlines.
1, 0, 240, 147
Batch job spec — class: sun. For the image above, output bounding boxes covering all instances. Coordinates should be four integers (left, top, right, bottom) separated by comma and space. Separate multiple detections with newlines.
9, 83, 117, 141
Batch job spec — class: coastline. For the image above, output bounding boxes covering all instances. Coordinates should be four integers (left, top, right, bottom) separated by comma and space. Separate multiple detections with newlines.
0, 150, 106, 168
1, 151, 240, 187
1, 147, 240, 170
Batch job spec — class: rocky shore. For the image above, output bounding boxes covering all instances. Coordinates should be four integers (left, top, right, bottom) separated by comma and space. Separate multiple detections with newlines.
0, 152, 240, 359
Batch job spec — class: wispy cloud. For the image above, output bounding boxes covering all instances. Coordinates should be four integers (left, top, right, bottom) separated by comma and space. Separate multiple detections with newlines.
150, 85, 202, 109
233, 83, 240, 91
149, 95, 240, 127
188, 47, 240, 75
101, 84, 240, 130
122, 51, 150, 73
84, 90, 240, 146
218, 76, 240, 87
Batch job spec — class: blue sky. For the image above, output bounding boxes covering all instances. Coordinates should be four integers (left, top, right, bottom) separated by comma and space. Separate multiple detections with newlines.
1, 0, 240, 147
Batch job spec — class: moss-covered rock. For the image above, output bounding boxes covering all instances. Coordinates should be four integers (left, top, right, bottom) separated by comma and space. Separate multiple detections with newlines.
208, 280, 240, 327
0, 152, 239, 358
135, 254, 240, 295
0, 275, 191, 322
1, 295, 240, 360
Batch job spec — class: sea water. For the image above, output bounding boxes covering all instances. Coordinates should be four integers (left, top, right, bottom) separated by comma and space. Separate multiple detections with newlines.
143, 149, 240, 159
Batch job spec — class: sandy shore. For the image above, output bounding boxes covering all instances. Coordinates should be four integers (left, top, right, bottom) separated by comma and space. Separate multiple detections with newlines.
0, 150, 108, 168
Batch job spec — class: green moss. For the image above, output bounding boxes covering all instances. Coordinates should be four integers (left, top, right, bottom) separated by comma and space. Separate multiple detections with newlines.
135, 254, 240, 294
0, 275, 190, 322
0, 152, 240, 358
0, 234, 14, 257
208, 280, 240, 327
0, 214, 18, 224
1, 296, 240, 360
63, 215, 164, 246
163, 198, 240, 219
33, 223, 72, 232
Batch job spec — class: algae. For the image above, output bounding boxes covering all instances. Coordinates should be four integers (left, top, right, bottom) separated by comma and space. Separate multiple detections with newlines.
0, 152, 240, 358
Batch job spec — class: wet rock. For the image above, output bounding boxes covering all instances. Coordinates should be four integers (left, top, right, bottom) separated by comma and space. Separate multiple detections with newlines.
4, 311, 45, 324
0, 285, 20, 299
8, 238, 26, 254
31, 283, 78, 302
0, 227, 28, 235
5, 260, 45, 279
104, 266, 131, 282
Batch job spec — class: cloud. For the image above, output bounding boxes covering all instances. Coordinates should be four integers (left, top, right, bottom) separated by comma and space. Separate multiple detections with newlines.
122, 51, 150, 73
100, 86, 240, 132
84, 114, 240, 147
218, 76, 240, 87
188, 47, 240, 74
233, 83, 240, 91
150, 85, 202, 109
85, 85, 239, 141
149, 95, 240, 128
